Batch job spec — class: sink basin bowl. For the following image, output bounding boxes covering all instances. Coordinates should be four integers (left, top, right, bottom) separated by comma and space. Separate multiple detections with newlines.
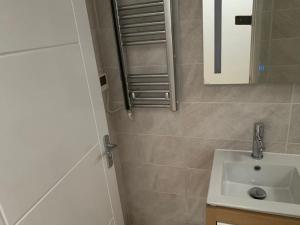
223, 162, 300, 204
207, 150, 300, 218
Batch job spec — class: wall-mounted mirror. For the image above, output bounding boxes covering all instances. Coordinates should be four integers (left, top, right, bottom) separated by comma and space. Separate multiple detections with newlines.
253, 0, 300, 83
203, 0, 300, 84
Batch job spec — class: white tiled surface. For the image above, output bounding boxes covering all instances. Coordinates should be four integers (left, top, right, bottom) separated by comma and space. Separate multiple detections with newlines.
0, 0, 77, 54
0, 44, 98, 224
17, 146, 113, 225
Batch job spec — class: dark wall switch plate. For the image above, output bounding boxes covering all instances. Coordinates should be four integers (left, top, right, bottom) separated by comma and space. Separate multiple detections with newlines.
235, 16, 252, 25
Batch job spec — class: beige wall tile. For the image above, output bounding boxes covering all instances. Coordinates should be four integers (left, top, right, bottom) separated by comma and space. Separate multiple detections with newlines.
272, 9, 300, 39
95, 0, 114, 29
180, 103, 290, 142
122, 163, 186, 195
292, 85, 300, 102
104, 67, 123, 102
127, 191, 188, 225
270, 38, 300, 65
288, 104, 300, 142
186, 169, 210, 198
112, 108, 182, 136
274, 0, 300, 10
256, 0, 273, 12
265, 65, 300, 83
263, 142, 287, 153
182, 139, 252, 169
98, 28, 119, 68
178, 20, 203, 64
179, 0, 202, 21
287, 143, 300, 154
85, 0, 98, 30
186, 197, 206, 225
117, 134, 185, 167
179, 64, 293, 103
260, 12, 272, 41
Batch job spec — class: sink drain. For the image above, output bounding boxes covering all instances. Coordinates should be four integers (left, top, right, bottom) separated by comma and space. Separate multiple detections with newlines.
248, 187, 267, 200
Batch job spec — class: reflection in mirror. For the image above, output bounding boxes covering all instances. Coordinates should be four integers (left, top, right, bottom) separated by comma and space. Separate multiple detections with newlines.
253, 0, 300, 83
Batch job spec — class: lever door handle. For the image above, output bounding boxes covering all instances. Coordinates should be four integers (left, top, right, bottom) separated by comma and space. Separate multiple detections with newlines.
103, 134, 117, 168
106, 142, 117, 149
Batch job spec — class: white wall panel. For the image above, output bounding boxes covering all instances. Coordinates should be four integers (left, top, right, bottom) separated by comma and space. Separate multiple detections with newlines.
0, 44, 98, 224
0, 216, 4, 225
0, 0, 77, 54
17, 146, 113, 225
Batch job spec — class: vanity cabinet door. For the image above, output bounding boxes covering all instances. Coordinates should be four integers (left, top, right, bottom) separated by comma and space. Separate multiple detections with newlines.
207, 206, 300, 225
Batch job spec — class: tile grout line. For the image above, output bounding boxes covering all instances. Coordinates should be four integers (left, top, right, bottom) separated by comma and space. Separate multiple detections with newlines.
113, 131, 288, 143
126, 188, 207, 201
271, 7, 300, 12
14, 143, 99, 225
121, 160, 211, 172
264, 63, 300, 67
266, 0, 274, 73
112, 100, 294, 105
271, 36, 300, 41
179, 101, 293, 105
285, 84, 295, 153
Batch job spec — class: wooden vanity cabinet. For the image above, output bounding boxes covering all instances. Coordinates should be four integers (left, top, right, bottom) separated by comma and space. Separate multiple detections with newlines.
206, 205, 300, 225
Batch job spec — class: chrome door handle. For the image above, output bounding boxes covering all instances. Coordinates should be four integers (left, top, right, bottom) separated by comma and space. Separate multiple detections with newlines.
103, 134, 117, 168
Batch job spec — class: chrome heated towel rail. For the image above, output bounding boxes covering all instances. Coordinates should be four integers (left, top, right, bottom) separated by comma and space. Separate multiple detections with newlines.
111, 0, 177, 111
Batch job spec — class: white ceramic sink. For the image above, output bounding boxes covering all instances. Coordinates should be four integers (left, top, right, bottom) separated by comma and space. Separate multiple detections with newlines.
207, 150, 300, 218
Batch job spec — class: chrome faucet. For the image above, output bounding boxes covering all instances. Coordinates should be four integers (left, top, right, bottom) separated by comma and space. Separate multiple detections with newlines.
252, 122, 265, 159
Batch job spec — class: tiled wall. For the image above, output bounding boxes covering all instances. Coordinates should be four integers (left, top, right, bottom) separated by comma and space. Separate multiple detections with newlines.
256, 0, 300, 82
88, 0, 300, 225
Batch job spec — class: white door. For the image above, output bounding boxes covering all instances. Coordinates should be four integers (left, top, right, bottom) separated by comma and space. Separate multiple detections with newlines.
0, 1, 124, 225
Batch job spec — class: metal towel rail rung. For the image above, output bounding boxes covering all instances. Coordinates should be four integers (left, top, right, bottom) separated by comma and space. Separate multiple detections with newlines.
122, 30, 166, 37
132, 97, 169, 101
121, 21, 165, 29
120, 12, 164, 19
133, 104, 170, 108
128, 74, 169, 78
129, 90, 169, 93
118, 1, 164, 11
123, 39, 166, 46
129, 82, 169, 86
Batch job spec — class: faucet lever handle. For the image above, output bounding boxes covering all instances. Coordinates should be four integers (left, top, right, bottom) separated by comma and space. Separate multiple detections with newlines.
252, 122, 265, 159
255, 122, 264, 138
